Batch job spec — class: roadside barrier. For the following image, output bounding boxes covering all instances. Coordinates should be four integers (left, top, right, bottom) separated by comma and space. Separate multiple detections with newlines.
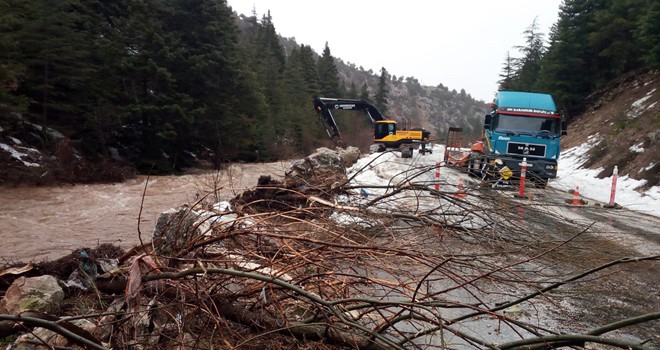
435, 162, 440, 191
514, 157, 528, 199
604, 166, 621, 209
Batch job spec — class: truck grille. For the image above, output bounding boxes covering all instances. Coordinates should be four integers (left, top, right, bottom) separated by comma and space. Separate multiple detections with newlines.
507, 142, 546, 157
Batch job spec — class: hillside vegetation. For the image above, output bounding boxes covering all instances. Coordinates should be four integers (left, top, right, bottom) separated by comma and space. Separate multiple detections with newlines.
0, 0, 658, 186
498, 0, 658, 118
0, 0, 485, 182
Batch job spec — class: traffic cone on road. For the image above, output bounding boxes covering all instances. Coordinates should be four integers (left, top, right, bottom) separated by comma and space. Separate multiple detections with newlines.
454, 178, 468, 198
568, 186, 586, 206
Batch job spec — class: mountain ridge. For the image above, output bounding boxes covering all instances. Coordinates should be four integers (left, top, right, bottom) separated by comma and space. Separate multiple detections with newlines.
276, 34, 488, 144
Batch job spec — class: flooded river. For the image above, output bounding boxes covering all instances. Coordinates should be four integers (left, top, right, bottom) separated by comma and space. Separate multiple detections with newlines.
0, 162, 289, 262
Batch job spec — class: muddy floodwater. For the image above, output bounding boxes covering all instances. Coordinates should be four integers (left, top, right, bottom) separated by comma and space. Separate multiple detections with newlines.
0, 162, 290, 262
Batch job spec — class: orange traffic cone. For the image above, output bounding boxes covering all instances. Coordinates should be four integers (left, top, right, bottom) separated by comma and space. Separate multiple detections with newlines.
570, 186, 583, 206
454, 178, 468, 198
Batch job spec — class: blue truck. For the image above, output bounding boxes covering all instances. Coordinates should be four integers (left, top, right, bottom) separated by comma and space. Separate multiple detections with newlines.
446, 91, 567, 187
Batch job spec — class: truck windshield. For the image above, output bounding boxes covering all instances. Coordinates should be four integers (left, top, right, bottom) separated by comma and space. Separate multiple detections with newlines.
494, 114, 560, 136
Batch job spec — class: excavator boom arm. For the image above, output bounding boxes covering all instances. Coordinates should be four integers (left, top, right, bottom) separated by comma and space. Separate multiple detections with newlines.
313, 97, 385, 141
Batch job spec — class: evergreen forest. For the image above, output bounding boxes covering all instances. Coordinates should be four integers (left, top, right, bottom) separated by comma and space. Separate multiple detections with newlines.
498, 0, 659, 118
1, 0, 658, 176
1, 0, 354, 174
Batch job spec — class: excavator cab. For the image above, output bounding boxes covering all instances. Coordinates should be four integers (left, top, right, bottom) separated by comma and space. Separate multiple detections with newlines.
375, 121, 396, 140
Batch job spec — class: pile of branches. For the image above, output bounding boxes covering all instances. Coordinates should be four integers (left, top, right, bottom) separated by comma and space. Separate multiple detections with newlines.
1, 151, 658, 350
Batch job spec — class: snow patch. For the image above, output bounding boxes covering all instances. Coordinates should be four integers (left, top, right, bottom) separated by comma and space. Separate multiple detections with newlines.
629, 143, 644, 153
626, 94, 653, 119
0, 143, 41, 167
560, 133, 601, 168
552, 138, 660, 217
26, 121, 65, 139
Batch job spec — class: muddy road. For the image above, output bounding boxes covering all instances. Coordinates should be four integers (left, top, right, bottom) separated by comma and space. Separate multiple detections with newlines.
484, 184, 660, 346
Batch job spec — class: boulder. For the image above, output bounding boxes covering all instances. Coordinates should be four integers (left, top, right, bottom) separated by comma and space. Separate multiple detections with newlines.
153, 206, 237, 255
285, 147, 350, 188
337, 146, 361, 168
12, 319, 97, 350
0, 275, 64, 315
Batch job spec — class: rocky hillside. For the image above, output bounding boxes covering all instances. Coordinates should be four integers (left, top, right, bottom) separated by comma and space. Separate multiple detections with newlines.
562, 70, 659, 190
335, 58, 488, 142
278, 36, 489, 143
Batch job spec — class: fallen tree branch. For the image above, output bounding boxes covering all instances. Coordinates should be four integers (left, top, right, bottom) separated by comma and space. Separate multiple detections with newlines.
496, 333, 651, 350
397, 254, 659, 347
0, 313, 106, 350
514, 311, 660, 350
143, 267, 405, 349
215, 298, 399, 350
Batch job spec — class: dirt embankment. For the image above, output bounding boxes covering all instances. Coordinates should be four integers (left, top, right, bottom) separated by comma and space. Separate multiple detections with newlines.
563, 70, 659, 189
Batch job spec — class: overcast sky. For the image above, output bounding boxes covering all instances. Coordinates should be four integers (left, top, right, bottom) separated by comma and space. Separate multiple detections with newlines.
227, 0, 563, 102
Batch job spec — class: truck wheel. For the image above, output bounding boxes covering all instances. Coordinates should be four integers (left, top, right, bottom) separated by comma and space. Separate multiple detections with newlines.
467, 154, 481, 177
401, 147, 413, 158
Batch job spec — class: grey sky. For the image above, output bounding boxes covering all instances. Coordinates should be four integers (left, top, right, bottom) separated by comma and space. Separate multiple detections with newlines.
227, 0, 563, 102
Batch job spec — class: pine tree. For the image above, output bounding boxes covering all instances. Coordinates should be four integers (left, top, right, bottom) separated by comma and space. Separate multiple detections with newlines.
317, 42, 340, 97
359, 82, 370, 101
283, 46, 307, 102
636, 1, 660, 68
5, 0, 100, 127
299, 45, 320, 97
498, 51, 516, 91
374, 67, 389, 114
252, 11, 286, 109
588, 0, 647, 84
513, 18, 545, 91
536, 0, 605, 115
0, 0, 29, 115
347, 81, 359, 99
282, 45, 317, 155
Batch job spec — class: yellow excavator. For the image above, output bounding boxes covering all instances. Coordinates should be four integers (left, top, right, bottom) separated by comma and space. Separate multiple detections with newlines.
313, 97, 431, 158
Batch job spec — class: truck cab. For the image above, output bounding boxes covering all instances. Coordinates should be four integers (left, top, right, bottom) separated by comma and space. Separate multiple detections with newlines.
479, 91, 567, 186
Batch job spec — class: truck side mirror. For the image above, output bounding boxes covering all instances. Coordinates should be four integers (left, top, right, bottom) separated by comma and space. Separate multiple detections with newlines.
484, 114, 491, 128
561, 120, 568, 135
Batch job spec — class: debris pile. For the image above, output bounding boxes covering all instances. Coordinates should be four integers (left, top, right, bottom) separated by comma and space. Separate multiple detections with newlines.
0, 147, 377, 350
231, 147, 359, 214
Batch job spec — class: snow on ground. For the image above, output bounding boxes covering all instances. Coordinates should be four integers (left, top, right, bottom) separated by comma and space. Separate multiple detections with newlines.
340, 144, 491, 230
342, 140, 659, 219
549, 138, 660, 218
